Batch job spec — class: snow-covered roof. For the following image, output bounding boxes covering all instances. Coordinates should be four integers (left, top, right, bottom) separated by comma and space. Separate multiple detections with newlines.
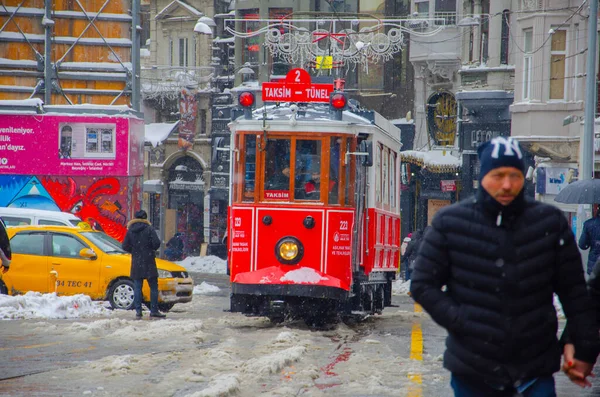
213, 37, 235, 44
145, 121, 179, 147
401, 149, 461, 173
390, 118, 414, 125
155, 0, 202, 20
0, 98, 43, 108
460, 64, 515, 72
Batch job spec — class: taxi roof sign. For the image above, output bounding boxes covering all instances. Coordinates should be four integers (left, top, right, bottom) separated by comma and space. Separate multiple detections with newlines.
262, 68, 334, 103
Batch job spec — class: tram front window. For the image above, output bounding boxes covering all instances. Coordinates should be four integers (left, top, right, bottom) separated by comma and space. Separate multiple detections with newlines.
295, 140, 321, 201
264, 138, 291, 200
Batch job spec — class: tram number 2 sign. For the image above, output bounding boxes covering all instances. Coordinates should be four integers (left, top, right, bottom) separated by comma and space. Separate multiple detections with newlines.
262, 68, 334, 103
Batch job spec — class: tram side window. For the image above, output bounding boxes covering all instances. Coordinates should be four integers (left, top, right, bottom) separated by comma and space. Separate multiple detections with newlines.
264, 139, 291, 200
375, 144, 382, 204
345, 138, 355, 206
390, 152, 397, 208
328, 137, 341, 205
382, 147, 389, 206
243, 135, 257, 201
295, 139, 322, 201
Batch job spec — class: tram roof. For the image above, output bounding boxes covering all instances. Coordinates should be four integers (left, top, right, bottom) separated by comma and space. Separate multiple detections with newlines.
230, 103, 401, 143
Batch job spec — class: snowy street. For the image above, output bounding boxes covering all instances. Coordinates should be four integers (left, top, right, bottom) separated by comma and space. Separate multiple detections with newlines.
0, 268, 597, 396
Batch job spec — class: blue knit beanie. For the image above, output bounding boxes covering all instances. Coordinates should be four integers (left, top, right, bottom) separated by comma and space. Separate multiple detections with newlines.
477, 137, 525, 180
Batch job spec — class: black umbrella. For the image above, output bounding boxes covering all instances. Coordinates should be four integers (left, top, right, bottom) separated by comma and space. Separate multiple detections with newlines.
554, 179, 600, 204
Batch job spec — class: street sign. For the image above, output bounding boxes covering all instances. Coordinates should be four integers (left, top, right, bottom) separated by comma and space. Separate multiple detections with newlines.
262, 68, 334, 103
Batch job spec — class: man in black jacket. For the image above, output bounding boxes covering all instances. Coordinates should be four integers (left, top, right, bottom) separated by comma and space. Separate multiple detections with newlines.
410, 137, 598, 396
0, 218, 11, 274
578, 211, 600, 274
122, 210, 165, 319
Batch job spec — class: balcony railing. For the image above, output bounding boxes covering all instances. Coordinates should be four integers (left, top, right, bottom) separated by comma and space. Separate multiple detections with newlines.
141, 66, 215, 100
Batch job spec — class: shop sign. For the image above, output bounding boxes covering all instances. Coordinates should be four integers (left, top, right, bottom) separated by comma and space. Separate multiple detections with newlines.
0, 113, 139, 176
536, 167, 570, 195
460, 122, 510, 151
262, 68, 333, 103
427, 199, 451, 225
169, 181, 204, 191
440, 180, 456, 192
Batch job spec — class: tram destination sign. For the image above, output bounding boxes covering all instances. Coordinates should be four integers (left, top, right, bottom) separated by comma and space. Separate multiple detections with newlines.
262, 68, 334, 103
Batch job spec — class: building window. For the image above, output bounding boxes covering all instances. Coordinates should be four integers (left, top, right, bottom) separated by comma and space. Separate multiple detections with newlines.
500, 10, 510, 64
435, 0, 456, 12
241, 10, 259, 66
480, 0, 489, 63
415, 0, 429, 15
523, 29, 533, 100
200, 109, 207, 135
179, 38, 188, 67
550, 29, 567, 100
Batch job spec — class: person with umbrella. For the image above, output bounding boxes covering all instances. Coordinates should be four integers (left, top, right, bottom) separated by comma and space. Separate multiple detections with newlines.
554, 176, 600, 274
578, 210, 600, 274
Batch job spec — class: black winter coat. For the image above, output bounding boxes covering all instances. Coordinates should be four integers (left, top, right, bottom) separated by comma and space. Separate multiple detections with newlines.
578, 215, 600, 273
410, 189, 599, 387
122, 219, 161, 279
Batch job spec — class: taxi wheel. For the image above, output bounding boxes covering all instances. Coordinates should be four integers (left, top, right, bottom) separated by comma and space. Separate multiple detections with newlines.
108, 279, 135, 310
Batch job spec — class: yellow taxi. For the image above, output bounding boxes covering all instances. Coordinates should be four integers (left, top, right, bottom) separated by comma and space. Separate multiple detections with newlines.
0, 225, 194, 312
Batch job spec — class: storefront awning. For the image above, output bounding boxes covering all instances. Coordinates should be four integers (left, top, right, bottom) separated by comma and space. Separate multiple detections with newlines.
145, 121, 179, 148
401, 149, 461, 173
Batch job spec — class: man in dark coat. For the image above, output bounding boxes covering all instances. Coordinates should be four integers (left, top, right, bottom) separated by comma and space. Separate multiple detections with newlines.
122, 210, 165, 319
578, 211, 600, 274
410, 137, 599, 396
403, 229, 423, 280
0, 218, 11, 274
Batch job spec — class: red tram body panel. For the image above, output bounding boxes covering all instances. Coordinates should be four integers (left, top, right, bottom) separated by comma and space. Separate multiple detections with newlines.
226, 70, 402, 323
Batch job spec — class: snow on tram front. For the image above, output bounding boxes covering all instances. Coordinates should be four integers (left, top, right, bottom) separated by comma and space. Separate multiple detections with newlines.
226, 69, 402, 325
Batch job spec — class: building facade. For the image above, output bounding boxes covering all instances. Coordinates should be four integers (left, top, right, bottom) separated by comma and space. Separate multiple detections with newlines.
141, 0, 216, 257
509, 0, 590, 233
403, 0, 519, 233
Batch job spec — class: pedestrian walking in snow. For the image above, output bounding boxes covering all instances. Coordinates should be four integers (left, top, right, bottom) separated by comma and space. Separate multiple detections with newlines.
410, 137, 599, 396
403, 229, 424, 281
578, 211, 600, 274
0, 218, 11, 273
122, 210, 165, 319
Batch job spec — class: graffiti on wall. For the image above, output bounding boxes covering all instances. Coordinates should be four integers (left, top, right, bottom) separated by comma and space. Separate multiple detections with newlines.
0, 175, 132, 241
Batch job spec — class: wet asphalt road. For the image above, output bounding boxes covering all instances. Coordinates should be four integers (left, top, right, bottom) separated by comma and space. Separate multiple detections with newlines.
0, 273, 599, 396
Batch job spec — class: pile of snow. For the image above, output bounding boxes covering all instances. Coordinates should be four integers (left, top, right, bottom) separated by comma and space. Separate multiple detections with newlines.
280, 267, 328, 284
178, 256, 227, 274
185, 373, 240, 397
392, 279, 411, 296
0, 292, 112, 320
67, 318, 204, 340
193, 282, 221, 295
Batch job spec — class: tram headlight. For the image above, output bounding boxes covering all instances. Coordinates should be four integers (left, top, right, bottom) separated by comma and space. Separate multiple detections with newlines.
275, 237, 304, 265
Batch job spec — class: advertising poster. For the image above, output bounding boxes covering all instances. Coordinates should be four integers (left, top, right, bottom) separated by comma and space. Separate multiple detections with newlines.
0, 114, 135, 176
179, 87, 198, 150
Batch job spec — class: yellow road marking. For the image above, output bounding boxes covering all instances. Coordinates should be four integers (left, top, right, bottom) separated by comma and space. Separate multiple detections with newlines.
407, 302, 424, 396
0, 341, 62, 351
410, 323, 423, 361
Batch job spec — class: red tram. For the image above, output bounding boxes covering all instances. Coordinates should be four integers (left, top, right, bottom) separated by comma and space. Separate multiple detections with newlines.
227, 70, 401, 324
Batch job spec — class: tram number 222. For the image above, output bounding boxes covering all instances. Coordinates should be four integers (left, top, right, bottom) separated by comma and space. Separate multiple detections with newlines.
340, 220, 349, 231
